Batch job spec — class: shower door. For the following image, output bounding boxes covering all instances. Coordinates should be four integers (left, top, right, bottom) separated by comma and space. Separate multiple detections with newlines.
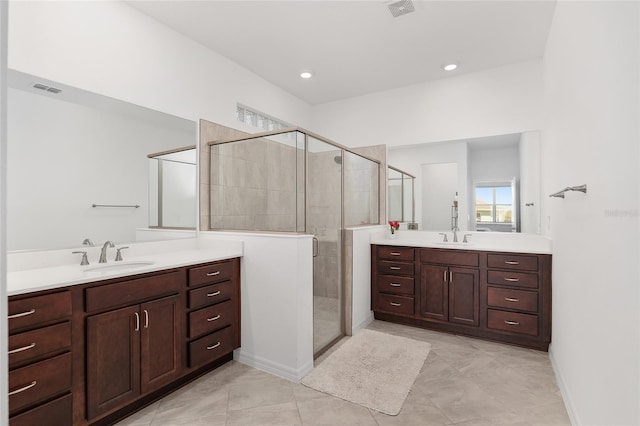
306, 136, 344, 356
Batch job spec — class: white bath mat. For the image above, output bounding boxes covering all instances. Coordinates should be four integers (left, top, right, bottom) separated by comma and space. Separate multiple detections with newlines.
301, 329, 431, 415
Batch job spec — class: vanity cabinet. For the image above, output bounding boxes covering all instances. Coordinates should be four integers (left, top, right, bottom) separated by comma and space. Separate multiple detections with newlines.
8, 256, 241, 426
372, 245, 551, 350
85, 272, 182, 420
186, 259, 241, 369
8, 291, 73, 425
419, 249, 479, 327
372, 246, 416, 316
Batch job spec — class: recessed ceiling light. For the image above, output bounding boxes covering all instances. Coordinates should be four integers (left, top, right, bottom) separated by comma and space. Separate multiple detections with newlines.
300, 71, 313, 79
443, 63, 458, 71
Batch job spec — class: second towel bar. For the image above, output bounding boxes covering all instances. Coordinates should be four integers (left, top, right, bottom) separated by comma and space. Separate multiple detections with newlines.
549, 184, 587, 199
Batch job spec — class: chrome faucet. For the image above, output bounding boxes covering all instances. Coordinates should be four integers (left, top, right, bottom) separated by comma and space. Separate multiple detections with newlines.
82, 238, 95, 246
452, 227, 459, 243
99, 241, 114, 263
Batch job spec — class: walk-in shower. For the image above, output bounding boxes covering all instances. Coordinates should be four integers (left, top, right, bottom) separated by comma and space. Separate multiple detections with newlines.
208, 128, 380, 356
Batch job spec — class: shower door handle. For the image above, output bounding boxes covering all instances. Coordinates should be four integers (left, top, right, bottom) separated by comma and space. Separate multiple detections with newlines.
312, 236, 319, 257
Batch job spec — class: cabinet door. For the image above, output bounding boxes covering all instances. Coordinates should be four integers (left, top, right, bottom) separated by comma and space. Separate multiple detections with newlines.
449, 267, 479, 326
86, 305, 140, 420
140, 295, 181, 394
420, 264, 448, 321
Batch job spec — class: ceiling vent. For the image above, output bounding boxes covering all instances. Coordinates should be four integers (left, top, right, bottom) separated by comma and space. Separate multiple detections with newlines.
387, 0, 415, 18
32, 83, 62, 94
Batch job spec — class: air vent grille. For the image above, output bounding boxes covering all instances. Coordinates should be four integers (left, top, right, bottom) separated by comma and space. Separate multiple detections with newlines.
32, 83, 62, 94
387, 0, 415, 18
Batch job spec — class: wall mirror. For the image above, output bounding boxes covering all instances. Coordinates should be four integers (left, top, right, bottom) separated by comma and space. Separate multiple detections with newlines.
387, 131, 541, 234
387, 166, 415, 224
7, 69, 198, 252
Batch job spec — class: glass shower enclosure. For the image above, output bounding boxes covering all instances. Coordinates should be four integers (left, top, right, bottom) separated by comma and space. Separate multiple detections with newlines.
208, 128, 380, 356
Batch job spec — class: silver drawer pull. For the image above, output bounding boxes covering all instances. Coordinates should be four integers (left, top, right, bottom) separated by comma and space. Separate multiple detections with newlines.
8, 309, 36, 319
8, 381, 36, 396
504, 297, 520, 302
389, 252, 401, 256
206, 271, 221, 276
389, 283, 401, 287
389, 266, 401, 270
505, 261, 520, 265
504, 277, 520, 282
207, 315, 221, 322
389, 302, 401, 307
207, 342, 221, 350
504, 320, 520, 325
8, 342, 36, 355
207, 291, 222, 297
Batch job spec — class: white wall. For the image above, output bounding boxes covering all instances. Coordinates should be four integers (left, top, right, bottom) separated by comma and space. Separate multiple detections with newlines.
199, 232, 314, 382
543, 2, 639, 425
0, 0, 8, 423
311, 60, 543, 148
8, 1, 312, 131
350, 226, 381, 334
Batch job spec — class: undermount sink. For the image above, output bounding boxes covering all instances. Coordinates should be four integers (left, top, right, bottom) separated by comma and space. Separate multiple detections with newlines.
433, 241, 474, 247
84, 261, 155, 273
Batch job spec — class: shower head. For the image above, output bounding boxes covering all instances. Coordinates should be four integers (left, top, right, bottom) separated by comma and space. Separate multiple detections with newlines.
334, 155, 342, 164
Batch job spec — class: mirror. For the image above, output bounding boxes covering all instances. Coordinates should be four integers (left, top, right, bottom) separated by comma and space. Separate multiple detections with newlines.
387, 166, 415, 224
7, 69, 198, 252
387, 131, 541, 234
148, 147, 197, 229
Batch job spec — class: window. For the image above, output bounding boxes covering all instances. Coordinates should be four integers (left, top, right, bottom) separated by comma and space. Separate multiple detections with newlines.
236, 104, 289, 132
475, 184, 514, 223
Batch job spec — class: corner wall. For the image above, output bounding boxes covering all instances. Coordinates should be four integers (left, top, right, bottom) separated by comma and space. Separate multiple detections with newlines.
543, 2, 640, 424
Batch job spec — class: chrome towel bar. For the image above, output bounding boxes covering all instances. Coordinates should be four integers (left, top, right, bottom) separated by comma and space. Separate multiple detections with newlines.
549, 184, 587, 199
92, 203, 140, 208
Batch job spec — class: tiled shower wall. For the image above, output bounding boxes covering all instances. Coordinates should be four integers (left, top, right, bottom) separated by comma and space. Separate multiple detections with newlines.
209, 135, 304, 232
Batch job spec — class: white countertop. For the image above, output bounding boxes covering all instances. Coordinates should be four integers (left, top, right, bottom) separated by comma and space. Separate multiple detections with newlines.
371, 230, 552, 255
7, 238, 243, 296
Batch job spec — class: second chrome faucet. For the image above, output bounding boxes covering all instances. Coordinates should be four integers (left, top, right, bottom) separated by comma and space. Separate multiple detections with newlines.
99, 241, 114, 263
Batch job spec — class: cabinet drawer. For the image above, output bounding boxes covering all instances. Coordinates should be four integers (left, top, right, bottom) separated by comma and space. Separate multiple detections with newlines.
8, 292, 71, 333
189, 261, 234, 287
85, 271, 181, 313
487, 254, 538, 271
9, 352, 71, 415
9, 322, 71, 369
375, 294, 415, 316
377, 275, 414, 296
189, 326, 235, 368
10, 393, 72, 426
377, 260, 414, 276
189, 281, 233, 309
189, 300, 233, 338
487, 309, 538, 336
377, 246, 414, 261
420, 249, 479, 267
487, 270, 538, 289
487, 287, 538, 313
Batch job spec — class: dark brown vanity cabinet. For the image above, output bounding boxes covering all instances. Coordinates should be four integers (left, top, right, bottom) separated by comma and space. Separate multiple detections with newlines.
372, 245, 551, 350
8, 291, 73, 425
85, 273, 182, 420
8, 257, 241, 426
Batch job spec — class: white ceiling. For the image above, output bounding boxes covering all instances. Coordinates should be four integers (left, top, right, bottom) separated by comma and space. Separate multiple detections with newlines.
128, 0, 557, 105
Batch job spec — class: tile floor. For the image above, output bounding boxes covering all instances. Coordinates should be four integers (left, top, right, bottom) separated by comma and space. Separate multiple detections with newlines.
116, 320, 571, 426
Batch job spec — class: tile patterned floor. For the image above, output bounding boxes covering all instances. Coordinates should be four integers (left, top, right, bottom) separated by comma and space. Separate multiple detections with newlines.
116, 320, 571, 426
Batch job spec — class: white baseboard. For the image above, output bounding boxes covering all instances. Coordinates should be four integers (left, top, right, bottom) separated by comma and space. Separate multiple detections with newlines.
351, 311, 374, 335
549, 343, 580, 425
234, 349, 314, 383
